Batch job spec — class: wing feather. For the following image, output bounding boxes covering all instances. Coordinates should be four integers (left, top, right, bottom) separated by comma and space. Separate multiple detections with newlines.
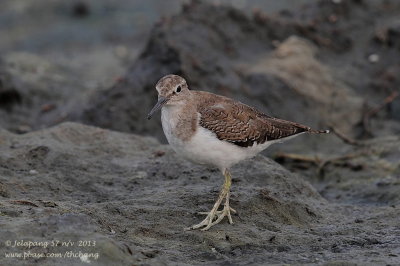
198, 98, 312, 147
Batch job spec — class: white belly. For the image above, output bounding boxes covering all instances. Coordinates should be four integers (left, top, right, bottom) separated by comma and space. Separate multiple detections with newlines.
179, 126, 275, 171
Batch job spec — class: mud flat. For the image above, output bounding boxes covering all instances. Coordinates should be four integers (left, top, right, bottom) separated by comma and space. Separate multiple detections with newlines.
0, 122, 399, 265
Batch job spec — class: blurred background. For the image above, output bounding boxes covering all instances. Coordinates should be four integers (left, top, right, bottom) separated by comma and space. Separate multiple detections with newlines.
0, 0, 313, 134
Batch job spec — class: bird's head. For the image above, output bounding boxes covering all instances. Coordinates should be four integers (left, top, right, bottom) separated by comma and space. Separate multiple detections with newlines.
147, 74, 190, 120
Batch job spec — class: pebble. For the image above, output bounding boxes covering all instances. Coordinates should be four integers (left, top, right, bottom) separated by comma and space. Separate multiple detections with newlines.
29, 169, 38, 175
368, 54, 379, 63
114, 45, 128, 59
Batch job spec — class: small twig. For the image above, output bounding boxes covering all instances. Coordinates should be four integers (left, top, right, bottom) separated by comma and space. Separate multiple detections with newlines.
329, 126, 364, 146
275, 151, 367, 178
274, 152, 321, 165
362, 91, 399, 136
317, 152, 366, 177
9, 200, 39, 207
366, 91, 399, 117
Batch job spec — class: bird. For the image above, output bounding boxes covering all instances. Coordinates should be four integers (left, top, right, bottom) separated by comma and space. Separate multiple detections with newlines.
147, 74, 329, 231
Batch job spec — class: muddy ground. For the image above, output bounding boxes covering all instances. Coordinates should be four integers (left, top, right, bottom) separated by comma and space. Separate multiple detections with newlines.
0, 0, 399, 265
0, 123, 399, 266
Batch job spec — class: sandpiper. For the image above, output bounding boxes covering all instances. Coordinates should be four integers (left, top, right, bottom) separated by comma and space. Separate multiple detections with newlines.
147, 74, 329, 231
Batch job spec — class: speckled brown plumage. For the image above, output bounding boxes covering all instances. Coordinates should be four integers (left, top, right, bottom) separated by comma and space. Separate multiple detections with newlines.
149, 74, 329, 231
194, 91, 325, 147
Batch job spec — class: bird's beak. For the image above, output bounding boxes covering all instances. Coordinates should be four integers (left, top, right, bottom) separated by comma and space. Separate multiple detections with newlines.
147, 96, 169, 120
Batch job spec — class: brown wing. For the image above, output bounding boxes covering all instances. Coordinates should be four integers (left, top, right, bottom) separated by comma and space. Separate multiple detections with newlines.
198, 98, 315, 148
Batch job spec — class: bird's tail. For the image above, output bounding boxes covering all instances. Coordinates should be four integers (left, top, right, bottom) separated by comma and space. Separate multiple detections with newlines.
308, 129, 330, 134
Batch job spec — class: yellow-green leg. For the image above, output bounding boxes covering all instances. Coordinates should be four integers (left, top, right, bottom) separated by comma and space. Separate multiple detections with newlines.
185, 169, 236, 231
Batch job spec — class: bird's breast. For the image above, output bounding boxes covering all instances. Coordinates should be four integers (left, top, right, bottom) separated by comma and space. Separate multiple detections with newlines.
161, 107, 178, 145
161, 105, 197, 145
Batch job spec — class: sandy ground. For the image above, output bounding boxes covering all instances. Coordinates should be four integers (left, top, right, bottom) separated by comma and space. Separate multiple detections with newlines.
0, 0, 399, 265
0, 123, 399, 265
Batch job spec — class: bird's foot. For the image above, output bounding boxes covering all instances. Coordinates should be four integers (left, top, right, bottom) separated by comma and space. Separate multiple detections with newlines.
185, 169, 235, 231
185, 204, 236, 231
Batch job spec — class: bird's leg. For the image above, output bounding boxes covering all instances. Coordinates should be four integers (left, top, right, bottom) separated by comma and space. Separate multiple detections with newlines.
185, 169, 236, 231
198, 190, 236, 217
225, 190, 235, 224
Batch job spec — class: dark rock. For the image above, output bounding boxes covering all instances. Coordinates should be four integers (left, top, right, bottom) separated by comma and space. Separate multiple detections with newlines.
0, 63, 21, 110
79, 1, 363, 139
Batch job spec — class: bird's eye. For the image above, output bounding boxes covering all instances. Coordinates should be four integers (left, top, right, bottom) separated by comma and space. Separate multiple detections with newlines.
176, 86, 181, 93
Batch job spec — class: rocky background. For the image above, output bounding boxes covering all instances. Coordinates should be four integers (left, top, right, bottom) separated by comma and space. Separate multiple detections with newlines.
0, 0, 399, 265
